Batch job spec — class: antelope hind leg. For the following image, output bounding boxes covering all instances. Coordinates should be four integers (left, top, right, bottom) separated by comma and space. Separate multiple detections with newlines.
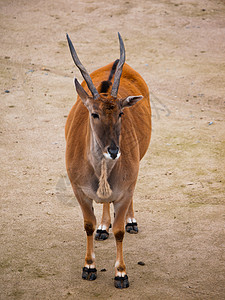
125, 199, 138, 234
95, 203, 111, 241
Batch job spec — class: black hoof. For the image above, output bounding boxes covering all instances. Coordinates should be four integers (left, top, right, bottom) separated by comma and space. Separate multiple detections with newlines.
125, 222, 138, 234
95, 229, 109, 241
82, 267, 97, 281
114, 275, 129, 289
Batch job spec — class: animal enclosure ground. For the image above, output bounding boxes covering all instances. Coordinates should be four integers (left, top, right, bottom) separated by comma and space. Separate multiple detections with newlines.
0, 0, 224, 299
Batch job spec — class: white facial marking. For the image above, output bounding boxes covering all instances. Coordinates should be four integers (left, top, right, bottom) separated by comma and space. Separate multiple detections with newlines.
116, 152, 121, 159
103, 152, 112, 160
103, 151, 121, 160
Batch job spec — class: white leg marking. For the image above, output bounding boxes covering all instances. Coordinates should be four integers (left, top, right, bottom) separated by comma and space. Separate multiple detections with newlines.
132, 218, 137, 223
102, 224, 107, 230
98, 224, 107, 230
115, 261, 126, 276
85, 264, 95, 269
85, 252, 95, 269
115, 260, 120, 268
117, 271, 126, 277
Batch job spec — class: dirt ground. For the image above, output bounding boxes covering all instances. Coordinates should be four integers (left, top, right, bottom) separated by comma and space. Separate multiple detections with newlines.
1, 0, 225, 299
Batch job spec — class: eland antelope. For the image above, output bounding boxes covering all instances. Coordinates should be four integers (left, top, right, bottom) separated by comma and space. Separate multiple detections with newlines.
65, 33, 151, 288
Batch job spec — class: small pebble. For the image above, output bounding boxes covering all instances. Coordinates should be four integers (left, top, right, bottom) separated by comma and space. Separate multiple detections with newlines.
165, 171, 172, 175
41, 67, 50, 72
26, 69, 34, 73
100, 268, 107, 272
138, 261, 145, 266
5, 90, 10, 93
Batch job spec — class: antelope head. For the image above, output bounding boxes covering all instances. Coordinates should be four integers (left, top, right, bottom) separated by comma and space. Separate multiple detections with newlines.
66, 33, 143, 160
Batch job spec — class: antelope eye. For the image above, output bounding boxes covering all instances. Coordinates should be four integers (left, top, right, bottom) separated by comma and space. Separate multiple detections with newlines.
119, 112, 124, 118
91, 113, 99, 119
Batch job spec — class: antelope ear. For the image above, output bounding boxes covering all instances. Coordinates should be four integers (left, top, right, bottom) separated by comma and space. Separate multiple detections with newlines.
74, 78, 90, 107
121, 95, 143, 108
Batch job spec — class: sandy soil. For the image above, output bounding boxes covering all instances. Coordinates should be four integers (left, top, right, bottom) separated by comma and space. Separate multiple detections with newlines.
1, 0, 225, 299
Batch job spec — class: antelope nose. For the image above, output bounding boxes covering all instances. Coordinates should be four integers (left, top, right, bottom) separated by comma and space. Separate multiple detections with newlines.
108, 146, 119, 160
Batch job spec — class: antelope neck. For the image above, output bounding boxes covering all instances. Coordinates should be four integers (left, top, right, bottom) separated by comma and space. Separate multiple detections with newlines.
87, 124, 117, 179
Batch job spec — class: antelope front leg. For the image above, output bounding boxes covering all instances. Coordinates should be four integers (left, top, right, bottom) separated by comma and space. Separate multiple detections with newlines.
113, 200, 130, 289
82, 203, 97, 280
95, 203, 111, 241
73, 188, 97, 281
